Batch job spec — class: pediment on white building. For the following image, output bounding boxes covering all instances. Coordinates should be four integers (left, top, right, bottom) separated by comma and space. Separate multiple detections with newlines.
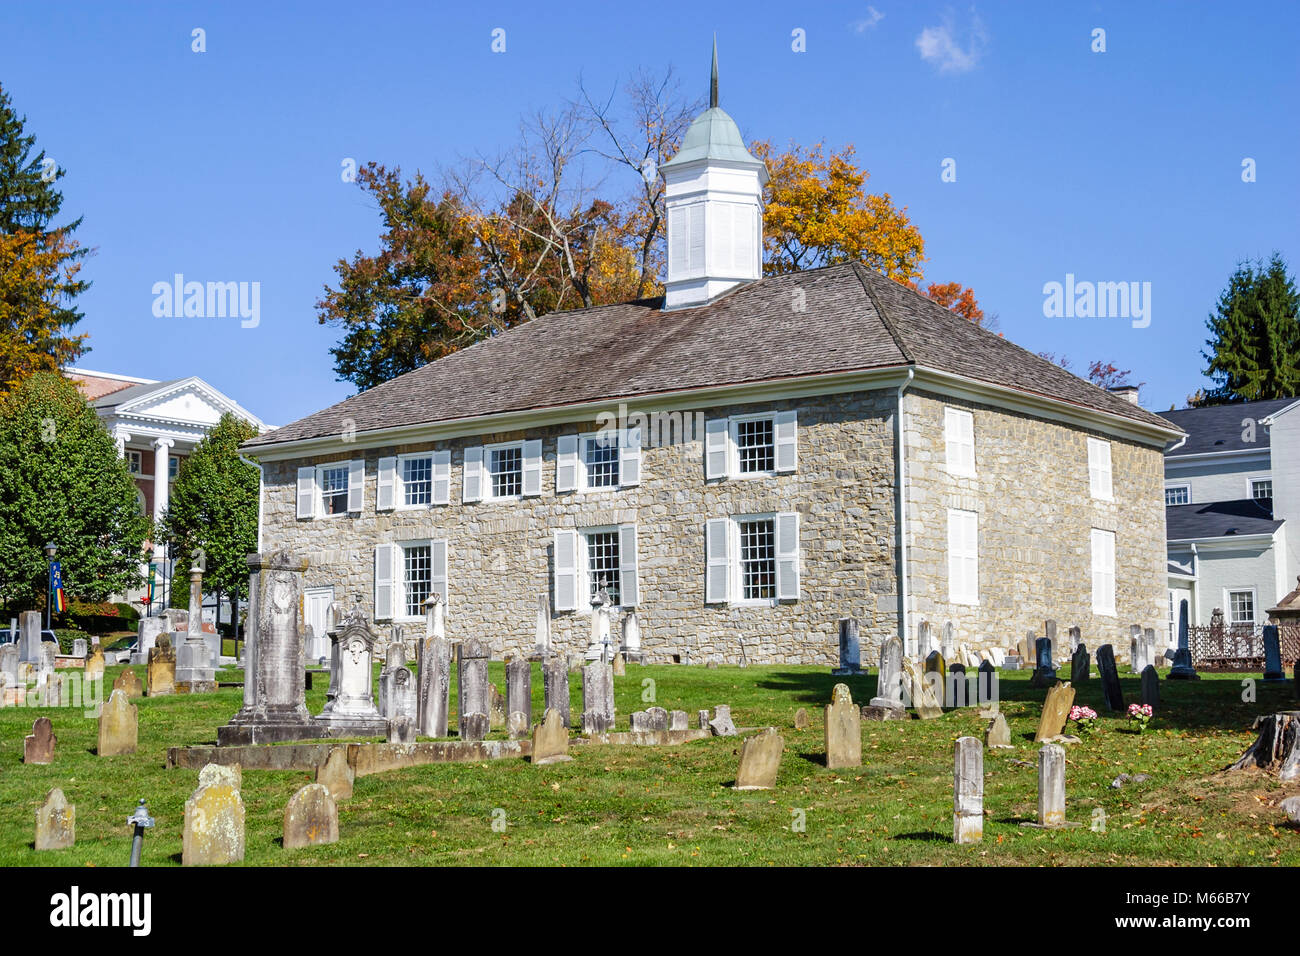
112, 377, 267, 431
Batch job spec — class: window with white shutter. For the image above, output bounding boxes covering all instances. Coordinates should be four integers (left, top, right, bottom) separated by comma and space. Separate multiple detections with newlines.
708, 412, 798, 479
463, 446, 484, 503
431, 449, 451, 505
556, 434, 579, 492
347, 459, 364, 512
522, 439, 542, 497
620, 428, 642, 486
618, 523, 639, 606
377, 457, 397, 511
704, 418, 729, 480
705, 517, 731, 604
553, 529, 579, 612
296, 466, 316, 519
944, 408, 976, 477
1091, 528, 1116, 615
1087, 438, 1113, 501
773, 411, 797, 473
947, 509, 979, 605
429, 538, 448, 605
775, 511, 800, 601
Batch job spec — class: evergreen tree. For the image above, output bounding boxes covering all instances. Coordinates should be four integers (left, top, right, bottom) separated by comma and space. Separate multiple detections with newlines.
159, 414, 260, 610
0, 373, 149, 609
0, 83, 89, 392
1200, 254, 1300, 405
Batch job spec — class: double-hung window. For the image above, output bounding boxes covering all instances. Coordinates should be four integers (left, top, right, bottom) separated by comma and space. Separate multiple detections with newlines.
463, 441, 542, 502
126, 450, 142, 475
552, 525, 639, 611
489, 445, 523, 498
296, 460, 365, 518
556, 429, 642, 492
704, 512, 800, 604
373, 539, 448, 621
1227, 588, 1256, 626
402, 456, 433, 506
377, 451, 450, 510
704, 411, 797, 480
1087, 438, 1113, 501
1250, 478, 1273, 501
1164, 484, 1190, 506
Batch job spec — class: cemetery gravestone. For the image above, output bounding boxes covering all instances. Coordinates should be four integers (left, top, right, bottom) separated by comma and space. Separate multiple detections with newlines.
388, 715, 416, 744
147, 635, 176, 697
84, 644, 104, 684
734, 727, 784, 790
985, 712, 1012, 749
794, 708, 810, 730
1035, 682, 1076, 742
1140, 665, 1160, 707
416, 633, 452, 738
953, 736, 983, 844
532, 708, 571, 764
283, 783, 339, 849
310, 605, 388, 738
199, 763, 242, 791
1070, 644, 1090, 683
946, 662, 968, 708
1096, 644, 1125, 711
113, 669, 143, 698
542, 657, 570, 728
824, 684, 861, 769
98, 689, 137, 756
506, 658, 532, 728
1168, 598, 1199, 680
316, 747, 354, 801
581, 661, 615, 735
183, 783, 245, 866
870, 637, 905, 710
904, 658, 944, 719
24, 716, 55, 764
709, 704, 738, 736
35, 788, 74, 852
833, 617, 862, 675
458, 640, 492, 741
489, 683, 507, 730
1263, 626, 1285, 681
1029, 743, 1072, 829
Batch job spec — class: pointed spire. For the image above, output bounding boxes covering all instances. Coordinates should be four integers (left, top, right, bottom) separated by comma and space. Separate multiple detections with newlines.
710, 35, 719, 109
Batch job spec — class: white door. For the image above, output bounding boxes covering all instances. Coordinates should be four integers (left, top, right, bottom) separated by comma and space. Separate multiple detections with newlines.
304, 587, 334, 662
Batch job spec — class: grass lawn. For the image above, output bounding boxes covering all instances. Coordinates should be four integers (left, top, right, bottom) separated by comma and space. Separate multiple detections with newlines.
2, 660, 1298, 866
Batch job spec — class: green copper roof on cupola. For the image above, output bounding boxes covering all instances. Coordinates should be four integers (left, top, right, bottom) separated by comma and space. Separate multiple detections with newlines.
660, 38, 768, 179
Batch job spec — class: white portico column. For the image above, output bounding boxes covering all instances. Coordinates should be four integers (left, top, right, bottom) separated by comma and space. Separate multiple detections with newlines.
113, 426, 131, 458
151, 438, 174, 546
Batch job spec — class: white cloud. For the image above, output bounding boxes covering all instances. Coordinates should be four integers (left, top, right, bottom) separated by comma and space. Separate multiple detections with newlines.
853, 6, 885, 32
916, 10, 987, 73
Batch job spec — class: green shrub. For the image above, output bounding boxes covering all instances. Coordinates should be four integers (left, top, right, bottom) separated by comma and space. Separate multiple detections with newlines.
51, 628, 87, 654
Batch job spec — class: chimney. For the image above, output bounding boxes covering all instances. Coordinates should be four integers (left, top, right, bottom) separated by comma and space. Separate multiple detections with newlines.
1108, 385, 1140, 405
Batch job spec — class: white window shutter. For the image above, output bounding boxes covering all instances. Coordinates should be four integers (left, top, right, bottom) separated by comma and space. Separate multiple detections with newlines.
432, 449, 451, 505
556, 435, 579, 492
1100, 441, 1113, 499
377, 457, 396, 511
620, 427, 642, 486
296, 466, 315, 519
774, 410, 798, 473
688, 203, 705, 272
463, 446, 483, 503
704, 418, 729, 480
554, 529, 579, 612
347, 459, 364, 512
775, 511, 800, 601
705, 517, 731, 604
374, 543, 396, 621
619, 524, 639, 606
522, 439, 543, 496
430, 538, 448, 603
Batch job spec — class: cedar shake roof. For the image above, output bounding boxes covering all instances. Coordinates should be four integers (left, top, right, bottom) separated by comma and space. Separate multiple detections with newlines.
1160, 397, 1296, 456
245, 262, 1178, 449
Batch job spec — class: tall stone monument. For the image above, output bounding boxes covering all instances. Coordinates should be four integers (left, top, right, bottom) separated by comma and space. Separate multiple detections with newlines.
175, 562, 216, 694
1168, 598, 1200, 680
313, 605, 388, 737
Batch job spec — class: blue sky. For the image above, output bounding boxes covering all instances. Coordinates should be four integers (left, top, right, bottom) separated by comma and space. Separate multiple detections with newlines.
1, 0, 1296, 425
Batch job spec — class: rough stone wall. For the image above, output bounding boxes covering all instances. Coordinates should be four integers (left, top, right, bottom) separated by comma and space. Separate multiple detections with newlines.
902, 389, 1167, 663
258, 392, 901, 665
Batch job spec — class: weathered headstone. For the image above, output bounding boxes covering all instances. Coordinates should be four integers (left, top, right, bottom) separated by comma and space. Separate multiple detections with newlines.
542, 657, 570, 728
1263, 625, 1285, 681
488, 683, 507, 729
870, 637, 905, 709
710, 704, 738, 736
1031, 743, 1069, 828
1070, 644, 1090, 683
953, 736, 983, 844
72, 638, 88, 659
985, 712, 1012, 749
458, 639, 491, 741
976, 660, 996, 710
175, 563, 217, 693
1044, 620, 1058, 662
698, 709, 710, 730
183, 783, 245, 865
1029, 637, 1056, 688
534, 593, 551, 656
917, 620, 933, 658
35, 788, 74, 851
669, 710, 688, 731
199, 763, 242, 790
146, 634, 175, 697
833, 617, 862, 675
315, 746, 354, 801
925, 649, 946, 684
531, 707, 571, 764
904, 658, 944, 719
113, 669, 143, 698
283, 783, 339, 849
416, 632, 452, 738
97, 689, 137, 756
946, 662, 969, 708
619, 609, 643, 664
17, 610, 42, 664
941, 621, 956, 660
0, 643, 17, 685
506, 658, 532, 728
388, 715, 417, 743
1096, 644, 1124, 711
1129, 624, 1145, 672
1034, 682, 1076, 742
1168, 598, 1199, 680
1143, 628, 1158, 670
84, 644, 104, 683
1068, 625, 1081, 654
734, 727, 784, 790
611, 652, 626, 677
310, 604, 388, 738
1140, 665, 1160, 707
580, 661, 615, 735
23, 716, 55, 764
794, 707, 810, 730
825, 684, 861, 769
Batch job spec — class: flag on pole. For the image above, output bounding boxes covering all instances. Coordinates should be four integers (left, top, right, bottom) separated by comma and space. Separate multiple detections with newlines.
146, 563, 157, 606
50, 561, 68, 614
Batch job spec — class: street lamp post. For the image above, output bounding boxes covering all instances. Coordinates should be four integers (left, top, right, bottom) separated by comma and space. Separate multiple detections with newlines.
43, 542, 57, 630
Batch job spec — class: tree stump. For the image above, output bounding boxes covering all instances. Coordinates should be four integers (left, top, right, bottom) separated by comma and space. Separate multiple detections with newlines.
1228, 712, 1300, 780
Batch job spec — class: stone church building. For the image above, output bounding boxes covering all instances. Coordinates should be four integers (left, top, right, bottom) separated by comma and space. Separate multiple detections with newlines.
243, 64, 1181, 665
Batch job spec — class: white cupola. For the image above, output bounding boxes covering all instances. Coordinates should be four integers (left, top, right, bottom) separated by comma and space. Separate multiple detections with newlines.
659, 40, 768, 310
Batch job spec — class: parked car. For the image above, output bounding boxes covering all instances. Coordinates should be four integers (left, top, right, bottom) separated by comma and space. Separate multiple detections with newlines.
0, 628, 59, 645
